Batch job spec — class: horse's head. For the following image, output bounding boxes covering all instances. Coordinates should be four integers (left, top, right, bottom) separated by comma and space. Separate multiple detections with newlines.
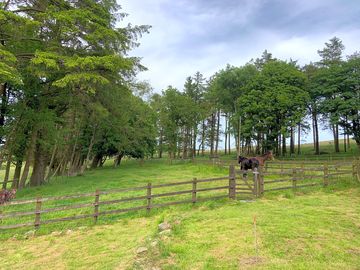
267, 150, 274, 160
10, 189, 17, 198
238, 156, 247, 164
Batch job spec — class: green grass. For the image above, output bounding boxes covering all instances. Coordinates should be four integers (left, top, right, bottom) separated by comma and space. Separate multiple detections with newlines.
1, 157, 360, 269
1, 185, 360, 269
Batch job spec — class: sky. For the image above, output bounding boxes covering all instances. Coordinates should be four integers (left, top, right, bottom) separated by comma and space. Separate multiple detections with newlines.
118, 0, 360, 144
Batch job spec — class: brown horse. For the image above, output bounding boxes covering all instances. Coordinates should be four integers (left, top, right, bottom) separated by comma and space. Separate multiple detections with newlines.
251, 151, 274, 166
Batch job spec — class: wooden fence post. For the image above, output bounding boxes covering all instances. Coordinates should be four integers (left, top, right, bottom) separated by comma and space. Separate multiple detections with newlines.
259, 168, 264, 195
34, 197, 42, 229
301, 162, 305, 180
292, 169, 297, 191
352, 161, 356, 180
147, 183, 152, 213
229, 165, 236, 199
192, 178, 197, 204
323, 163, 329, 187
94, 189, 100, 223
253, 171, 259, 197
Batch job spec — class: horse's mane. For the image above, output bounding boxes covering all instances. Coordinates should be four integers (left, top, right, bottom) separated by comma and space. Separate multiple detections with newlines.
258, 151, 271, 158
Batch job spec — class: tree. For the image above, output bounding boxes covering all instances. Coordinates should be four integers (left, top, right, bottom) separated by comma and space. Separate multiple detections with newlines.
316, 37, 345, 153
238, 60, 308, 155
0, 0, 152, 187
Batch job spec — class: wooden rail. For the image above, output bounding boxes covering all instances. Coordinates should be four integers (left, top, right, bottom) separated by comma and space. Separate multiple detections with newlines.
0, 175, 233, 230
1, 161, 358, 231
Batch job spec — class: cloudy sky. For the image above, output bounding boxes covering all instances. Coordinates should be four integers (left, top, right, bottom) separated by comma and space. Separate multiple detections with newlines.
119, 0, 360, 143
120, 0, 360, 92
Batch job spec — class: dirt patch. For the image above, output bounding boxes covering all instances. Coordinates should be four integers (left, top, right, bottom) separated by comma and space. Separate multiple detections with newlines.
347, 248, 360, 255
238, 256, 264, 269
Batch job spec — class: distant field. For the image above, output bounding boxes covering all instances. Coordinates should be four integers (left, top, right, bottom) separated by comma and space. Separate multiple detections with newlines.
1, 157, 360, 269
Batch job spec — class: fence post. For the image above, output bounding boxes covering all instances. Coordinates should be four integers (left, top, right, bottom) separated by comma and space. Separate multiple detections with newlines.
147, 183, 152, 213
253, 171, 259, 197
94, 189, 100, 224
323, 163, 329, 187
280, 162, 284, 173
352, 161, 356, 180
259, 168, 264, 195
229, 165, 236, 199
34, 197, 42, 230
301, 162, 305, 180
192, 178, 197, 204
292, 169, 297, 191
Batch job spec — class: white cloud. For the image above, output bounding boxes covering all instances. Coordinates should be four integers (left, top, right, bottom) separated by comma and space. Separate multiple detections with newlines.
119, 0, 360, 92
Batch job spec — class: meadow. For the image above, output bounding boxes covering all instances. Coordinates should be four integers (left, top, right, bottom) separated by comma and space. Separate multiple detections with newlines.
1, 143, 360, 269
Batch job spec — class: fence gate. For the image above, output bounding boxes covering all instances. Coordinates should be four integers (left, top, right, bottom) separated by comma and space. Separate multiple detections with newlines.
230, 165, 262, 199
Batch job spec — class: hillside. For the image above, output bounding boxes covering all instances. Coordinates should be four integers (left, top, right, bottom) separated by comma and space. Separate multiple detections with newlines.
1, 157, 360, 269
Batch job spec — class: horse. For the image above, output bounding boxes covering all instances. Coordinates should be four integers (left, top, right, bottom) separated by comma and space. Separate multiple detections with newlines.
238, 151, 274, 177
0, 189, 17, 204
238, 156, 259, 178
251, 151, 274, 167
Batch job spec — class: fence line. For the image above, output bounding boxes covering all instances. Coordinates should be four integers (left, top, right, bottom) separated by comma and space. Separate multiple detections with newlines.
1, 161, 359, 231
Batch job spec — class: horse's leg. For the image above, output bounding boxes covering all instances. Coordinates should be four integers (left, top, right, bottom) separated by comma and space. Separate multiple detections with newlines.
243, 169, 248, 179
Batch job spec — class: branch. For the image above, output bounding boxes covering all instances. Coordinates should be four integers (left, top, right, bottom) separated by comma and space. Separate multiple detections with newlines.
0, 38, 42, 42
3, 0, 11, 11
15, 53, 35, 59
13, 8, 44, 13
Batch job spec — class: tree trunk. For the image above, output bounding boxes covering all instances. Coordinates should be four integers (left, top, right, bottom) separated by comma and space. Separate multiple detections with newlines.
297, 123, 301, 155
99, 156, 107, 167
11, 160, 22, 189
114, 153, 124, 167
29, 143, 47, 187
237, 116, 241, 156
91, 153, 102, 168
201, 120, 205, 156
215, 110, 220, 155
313, 111, 320, 155
332, 124, 340, 153
224, 114, 227, 155
45, 144, 57, 181
0, 83, 7, 142
192, 125, 197, 157
228, 117, 231, 155
210, 113, 215, 156
19, 130, 37, 189
256, 132, 261, 154
182, 127, 187, 159
159, 128, 163, 158
80, 126, 96, 174
290, 127, 294, 155
312, 116, 316, 150
277, 134, 281, 156
2, 155, 12, 189
282, 133, 286, 156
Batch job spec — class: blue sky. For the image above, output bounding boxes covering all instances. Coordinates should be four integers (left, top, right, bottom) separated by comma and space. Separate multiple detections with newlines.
119, 0, 360, 144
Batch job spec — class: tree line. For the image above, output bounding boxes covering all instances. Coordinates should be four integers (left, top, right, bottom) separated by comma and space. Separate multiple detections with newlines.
151, 38, 360, 159
1, 1, 359, 189
1, 1, 156, 188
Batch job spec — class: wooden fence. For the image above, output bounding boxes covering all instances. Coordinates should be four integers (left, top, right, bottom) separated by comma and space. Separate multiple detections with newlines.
1, 161, 359, 231
261, 160, 359, 193
0, 174, 238, 230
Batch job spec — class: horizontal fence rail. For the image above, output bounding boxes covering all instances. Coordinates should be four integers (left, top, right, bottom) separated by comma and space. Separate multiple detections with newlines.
1, 160, 359, 231
0, 175, 234, 230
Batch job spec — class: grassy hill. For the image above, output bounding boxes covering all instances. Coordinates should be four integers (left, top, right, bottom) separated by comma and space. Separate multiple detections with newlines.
1, 156, 360, 269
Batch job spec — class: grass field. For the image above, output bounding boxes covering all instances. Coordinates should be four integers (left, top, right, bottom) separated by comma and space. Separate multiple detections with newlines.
1, 143, 360, 269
